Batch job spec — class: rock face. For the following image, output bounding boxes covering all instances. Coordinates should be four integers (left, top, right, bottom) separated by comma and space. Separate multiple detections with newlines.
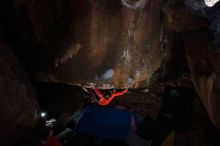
0, 42, 39, 146
161, 0, 220, 132
174, 95, 220, 146
35, 82, 91, 127
8, 0, 162, 88
184, 30, 220, 131
162, 0, 207, 32
2, 0, 220, 134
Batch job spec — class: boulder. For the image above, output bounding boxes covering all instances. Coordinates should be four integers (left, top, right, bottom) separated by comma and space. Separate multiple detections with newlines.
0, 41, 39, 146
10, 0, 162, 89
184, 30, 220, 131
162, 0, 207, 32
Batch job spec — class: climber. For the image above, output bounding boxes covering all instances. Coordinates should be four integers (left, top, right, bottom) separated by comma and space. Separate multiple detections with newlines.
94, 87, 128, 106
38, 128, 62, 146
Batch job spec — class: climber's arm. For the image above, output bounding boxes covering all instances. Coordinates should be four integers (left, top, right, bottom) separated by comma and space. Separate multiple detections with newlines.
94, 88, 104, 98
113, 89, 128, 97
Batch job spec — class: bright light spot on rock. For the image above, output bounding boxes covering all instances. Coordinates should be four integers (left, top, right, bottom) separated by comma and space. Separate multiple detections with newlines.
121, 0, 147, 9
40, 112, 47, 118
122, 49, 131, 63
142, 88, 149, 92
204, 0, 219, 7
134, 70, 141, 78
102, 69, 114, 80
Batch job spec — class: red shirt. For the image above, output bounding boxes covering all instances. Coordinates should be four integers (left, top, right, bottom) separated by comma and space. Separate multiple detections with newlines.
39, 136, 62, 146
94, 88, 128, 106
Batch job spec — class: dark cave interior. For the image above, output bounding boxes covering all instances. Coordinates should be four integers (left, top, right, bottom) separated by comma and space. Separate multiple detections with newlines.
0, 0, 220, 146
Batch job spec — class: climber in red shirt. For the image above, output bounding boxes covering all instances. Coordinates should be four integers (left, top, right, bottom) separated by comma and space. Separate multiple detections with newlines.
94, 87, 128, 106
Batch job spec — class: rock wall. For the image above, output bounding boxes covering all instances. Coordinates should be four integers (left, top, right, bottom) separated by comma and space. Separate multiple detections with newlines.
161, 0, 220, 131
2, 0, 220, 134
162, 0, 207, 31
7, 0, 162, 89
184, 31, 220, 131
0, 41, 39, 146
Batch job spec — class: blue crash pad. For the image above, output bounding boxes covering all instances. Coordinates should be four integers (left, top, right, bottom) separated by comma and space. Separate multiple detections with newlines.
75, 105, 133, 140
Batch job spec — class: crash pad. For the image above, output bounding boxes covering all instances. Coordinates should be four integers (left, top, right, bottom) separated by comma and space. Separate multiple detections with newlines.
75, 105, 133, 140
